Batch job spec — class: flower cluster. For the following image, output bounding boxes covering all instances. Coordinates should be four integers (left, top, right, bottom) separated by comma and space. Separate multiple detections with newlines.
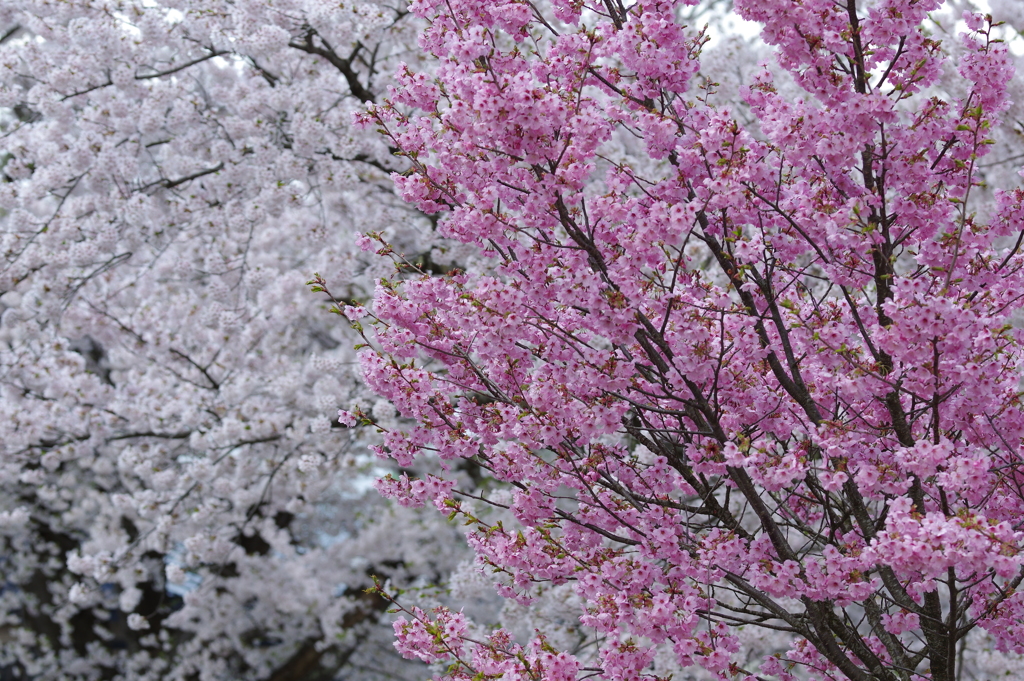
358, 1, 1024, 679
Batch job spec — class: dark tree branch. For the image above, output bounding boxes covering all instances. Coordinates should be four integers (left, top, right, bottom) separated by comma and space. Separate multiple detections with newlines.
289, 30, 375, 103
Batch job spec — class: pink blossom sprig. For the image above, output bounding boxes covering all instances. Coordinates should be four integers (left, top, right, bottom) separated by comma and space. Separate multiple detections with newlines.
357, 1, 1024, 680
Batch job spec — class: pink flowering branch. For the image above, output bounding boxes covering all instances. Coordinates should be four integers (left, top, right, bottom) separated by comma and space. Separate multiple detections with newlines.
354, 1, 1024, 680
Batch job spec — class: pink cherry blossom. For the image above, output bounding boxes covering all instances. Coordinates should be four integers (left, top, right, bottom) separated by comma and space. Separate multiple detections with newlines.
357, 1, 1024, 680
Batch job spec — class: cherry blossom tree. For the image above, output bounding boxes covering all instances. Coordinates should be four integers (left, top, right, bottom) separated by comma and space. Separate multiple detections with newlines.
0, 2, 470, 679
349, 0, 1024, 679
